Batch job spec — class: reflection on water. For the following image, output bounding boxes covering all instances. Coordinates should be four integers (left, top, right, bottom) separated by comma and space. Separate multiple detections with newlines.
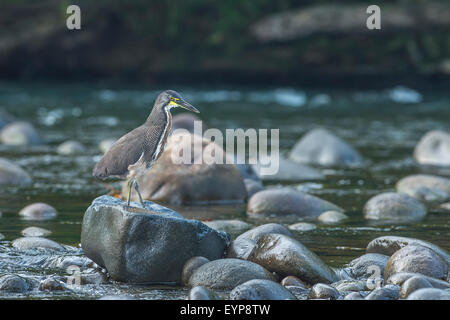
0, 82, 449, 299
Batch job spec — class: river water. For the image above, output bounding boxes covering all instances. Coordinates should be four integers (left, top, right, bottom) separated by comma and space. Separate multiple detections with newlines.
0, 82, 449, 299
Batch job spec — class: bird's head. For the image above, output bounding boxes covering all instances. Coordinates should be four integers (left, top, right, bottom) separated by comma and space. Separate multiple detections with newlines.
157, 90, 200, 113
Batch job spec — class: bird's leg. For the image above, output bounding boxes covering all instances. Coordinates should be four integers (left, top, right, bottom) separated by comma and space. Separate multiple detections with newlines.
126, 178, 134, 207
133, 179, 146, 209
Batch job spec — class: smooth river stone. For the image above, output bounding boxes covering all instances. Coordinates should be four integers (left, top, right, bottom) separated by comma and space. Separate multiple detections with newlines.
406, 288, 450, 300
188, 286, 219, 300
386, 272, 450, 289
248, 234, 338, 284
289, 128, 363, 167
247, 188, 343, 218
0, 158, 32, 186
203, 220, 251, 234
0, 121, 41, 146
12, 237, 64, 251
181, 256, 210, 286
308, 283, 340, 300
396, 174, 450, 202
317, 210, 348, 223
57, 140, 86, 155
21, 226, 52, 237
384, 245, 448, 281
236, 223, 292, 241
365, 284, 400, 300
18, 203, 57, 221
413, 130, 450, 166
363, 192, 426, 221
288, 222, 317, 232
230, 279, 296, 300
347, 253, 389, 279
188, 258, 276, 290
399, 276, 433, 299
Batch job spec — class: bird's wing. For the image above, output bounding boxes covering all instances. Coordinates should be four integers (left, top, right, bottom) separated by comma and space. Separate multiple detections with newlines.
93, 126, 146, 179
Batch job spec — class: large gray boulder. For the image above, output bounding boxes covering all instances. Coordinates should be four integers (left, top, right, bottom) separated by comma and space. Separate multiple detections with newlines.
414, 130, 450, 166
289, 128, 363, 167
396, 174, 450, 202
121, 132, 246, 205
248, 233, 338, 284
0, 121, 41, 146
0, 158, 32, 186
363, 192, 426, 222
247, 188, 343, 218
81, 195, 230, 283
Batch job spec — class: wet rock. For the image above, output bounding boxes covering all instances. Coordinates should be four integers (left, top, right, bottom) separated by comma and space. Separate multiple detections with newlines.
203, 220, 251, 234
318, 210, 348, 224
252, 156, 323, 181
42, 255, 95, 270
39, 277, 66, 291
81, 195, 230, 283
171, 113, 205, 134
248, 234, 338, 284
289, 128, 363, 167
407, 288, 450, 300
348, 253, 389, 279
281, 275, 308, 288
236, 223, 292, 241
365, 284, 400, 300
243, 178, 264, 198
21, 226, 52, 237
0, 158, 32, 186
366, 236, 450, 265
386, 272, 450, 289
332, 279, 368, 292
188, 286, 218, 300
399, 276, 433, 299
396, 174, 450, 202
57, 140, 86, 155
19, 203, 57, 221
247, 189, 343, 218
98, 138, 116, 154
288, 222, 317, 232
182, 256, 210, 286
285, 285, 310, 297
230, 279, 296, 300
0, 121, 41, 146
12, 237, 64, 251
226, 238, 256, 260
0, 274, 30, 293
363, 192, 426, 222
122, 132, 247, 205
413, 130, 450, 166
308, 283, 340, 300
187, 258, 276, 290
344, 292, 365, 300
384, 245, 448, 281
99, 295, 137, 300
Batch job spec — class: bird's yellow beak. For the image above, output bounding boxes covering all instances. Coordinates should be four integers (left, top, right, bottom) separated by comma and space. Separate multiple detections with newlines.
169, 99, 200, 113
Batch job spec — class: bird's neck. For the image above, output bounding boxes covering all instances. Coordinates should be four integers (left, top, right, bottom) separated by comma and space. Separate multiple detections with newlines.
145, 104, 172, 128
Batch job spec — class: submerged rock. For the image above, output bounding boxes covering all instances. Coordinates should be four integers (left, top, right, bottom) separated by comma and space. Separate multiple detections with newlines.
0, 274, 30, 293
365, 284, 400, 300
348, 253, 389, 279
317, 210, 348, 224
248, 234, 338, 284
18, 203, 57, 221
366, 236, 450, 265
384, 245, 448, 281
413, 130, 450, 166
12, 237, 64, 251
407, 288, 450, 300
288, 222, 317, 232
81, 195, 230, 283
396, 174, 450, 202
187, 258, 276, 290
230, 279, 296, 300
0, 158, 32, 186
0, 121, 41, 146
252, 156, 323, 181
21, 226, 52, 237
203, 220, 251, 234
181, 256, 210, 286
399, 276, 433, 299
121, 132, 247, 205
363, 192, 426, 222
247, 188, 343, 218
57, 140, 86, 155
236, 223, 292, 241
308, 283, 340, 300
188, 286, 218, 300
289, 128, 363, 167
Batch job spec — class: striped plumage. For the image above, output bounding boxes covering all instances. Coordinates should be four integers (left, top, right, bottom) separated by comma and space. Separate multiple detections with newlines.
93, 90, 199, 207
